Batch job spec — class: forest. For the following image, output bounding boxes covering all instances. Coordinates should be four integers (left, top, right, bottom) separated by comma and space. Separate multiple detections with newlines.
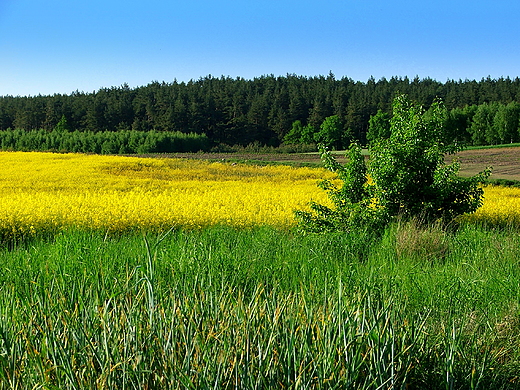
1, 74, 520, 152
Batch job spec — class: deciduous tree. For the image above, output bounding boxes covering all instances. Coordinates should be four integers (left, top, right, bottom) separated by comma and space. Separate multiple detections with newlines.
296, 95, 491, 233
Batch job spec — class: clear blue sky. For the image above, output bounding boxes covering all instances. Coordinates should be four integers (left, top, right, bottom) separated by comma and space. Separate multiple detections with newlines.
1, 0, 519, 97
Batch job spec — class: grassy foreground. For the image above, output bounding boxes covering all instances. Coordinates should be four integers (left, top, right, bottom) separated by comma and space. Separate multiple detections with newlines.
0, 224, 519, 389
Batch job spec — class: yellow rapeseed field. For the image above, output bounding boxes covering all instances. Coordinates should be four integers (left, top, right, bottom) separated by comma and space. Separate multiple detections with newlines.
463, 185, 520, 226
1, 151, 517, 238
0, 151, 335, 237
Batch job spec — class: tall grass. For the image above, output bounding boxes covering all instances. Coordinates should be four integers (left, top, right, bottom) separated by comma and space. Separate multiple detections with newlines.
0, 224, 519, 389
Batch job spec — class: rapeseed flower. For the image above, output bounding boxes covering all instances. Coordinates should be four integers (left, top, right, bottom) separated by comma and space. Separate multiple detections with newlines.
1, 151, 515, 238
0, 152, 334, 237
463, 185, 520, 226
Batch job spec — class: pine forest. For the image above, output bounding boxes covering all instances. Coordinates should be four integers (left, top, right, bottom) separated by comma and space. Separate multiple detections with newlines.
2, 75, 520, 153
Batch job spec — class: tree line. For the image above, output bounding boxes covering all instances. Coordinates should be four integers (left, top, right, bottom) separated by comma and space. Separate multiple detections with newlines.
365, 100, 520, 147
0, 127, 211, 154
1, 74, 520, 152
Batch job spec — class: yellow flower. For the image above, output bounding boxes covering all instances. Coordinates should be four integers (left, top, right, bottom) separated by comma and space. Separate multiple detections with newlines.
0, 151, 335, 234
462, 185, 520, 226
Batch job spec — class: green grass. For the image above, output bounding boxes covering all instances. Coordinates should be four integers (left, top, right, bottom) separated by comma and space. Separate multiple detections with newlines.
0, 224, 519, 389
465, 142, 520, 150
485, 178, 520, 187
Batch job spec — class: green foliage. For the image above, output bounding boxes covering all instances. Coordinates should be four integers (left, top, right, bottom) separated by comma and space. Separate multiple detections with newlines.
494, 101, 520, 144
366, 109, 391, 146
297, 95, 491, 233
283, 120, 304, 144
313, 114, 344, 149
295, 143, 385, 232
370, 95, 491, 222
54, 114, 71, 132
285, 115, 346, 149
3, 76, 520, 149
443, 106, 473, 145
470, 103, 500, 145
0, 128, 211, 154
300, 123, 316, 144
283, 120, 317, 146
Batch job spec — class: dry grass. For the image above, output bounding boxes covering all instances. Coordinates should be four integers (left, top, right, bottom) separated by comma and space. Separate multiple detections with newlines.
394, 219, 449, 261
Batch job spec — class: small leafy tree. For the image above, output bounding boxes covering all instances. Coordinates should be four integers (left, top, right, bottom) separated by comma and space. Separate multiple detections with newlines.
300, 123, 317, 144
494, 101, 520, 144
366, 109, 391, 146
295, 143, 386, 232
314, 115, 344, 149
296, 95, 491, 233
283, 120, 317, 145
283, 120, 304, 144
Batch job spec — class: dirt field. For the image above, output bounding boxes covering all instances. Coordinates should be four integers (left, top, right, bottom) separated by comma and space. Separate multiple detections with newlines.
449, 147, 520, 180
170, 147, 520, 181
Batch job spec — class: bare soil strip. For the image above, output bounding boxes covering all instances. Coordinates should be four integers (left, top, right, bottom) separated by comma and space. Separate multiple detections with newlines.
451, 147, 520, 180
169, 147, 520, 181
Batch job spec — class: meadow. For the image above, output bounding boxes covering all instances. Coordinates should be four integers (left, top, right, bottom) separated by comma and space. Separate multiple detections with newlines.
1, 151, 520, 389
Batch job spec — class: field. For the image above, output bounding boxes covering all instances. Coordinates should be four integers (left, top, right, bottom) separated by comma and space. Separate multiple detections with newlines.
1, 151, 520, 389
172, 145, 520, 180
452, 146, 520, 181
0, 152, 336, 240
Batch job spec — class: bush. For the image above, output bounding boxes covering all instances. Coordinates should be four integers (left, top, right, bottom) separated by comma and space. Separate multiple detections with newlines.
296, 95, 491, 233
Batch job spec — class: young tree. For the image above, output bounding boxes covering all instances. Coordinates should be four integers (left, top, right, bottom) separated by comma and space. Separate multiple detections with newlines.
283, 120, 317, 145
300, 123, 317, 144
494, 102, 520, 144
366, 109, 391, 146
313, 115, 344, 149
295, 143, 383, 232
444, 107, 472, 145
54, 115, 71, 132
296, 95, 491, 233
470, 103, 499, 145
283, 120, 304, 144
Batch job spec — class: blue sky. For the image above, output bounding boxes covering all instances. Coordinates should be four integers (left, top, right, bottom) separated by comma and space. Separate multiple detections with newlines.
1, 0, 519, 97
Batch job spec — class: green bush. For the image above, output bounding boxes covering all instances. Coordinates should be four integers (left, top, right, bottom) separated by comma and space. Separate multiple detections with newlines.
297, 95, 491, 233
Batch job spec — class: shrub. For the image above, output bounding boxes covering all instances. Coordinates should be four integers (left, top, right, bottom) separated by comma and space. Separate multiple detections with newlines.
296, 95, 491, 233
0, 128, 212, 154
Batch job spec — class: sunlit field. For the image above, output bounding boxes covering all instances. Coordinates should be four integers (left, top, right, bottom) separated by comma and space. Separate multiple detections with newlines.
2, 151, 520, 388
464, 185, 520, 226
1, 151, 518, 240
0, 151, 336, 239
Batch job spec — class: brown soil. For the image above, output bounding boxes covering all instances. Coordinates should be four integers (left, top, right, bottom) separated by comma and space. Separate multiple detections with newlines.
449, 147, 520, 180
160, 147, 520, 181
158, 152, 340, 165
